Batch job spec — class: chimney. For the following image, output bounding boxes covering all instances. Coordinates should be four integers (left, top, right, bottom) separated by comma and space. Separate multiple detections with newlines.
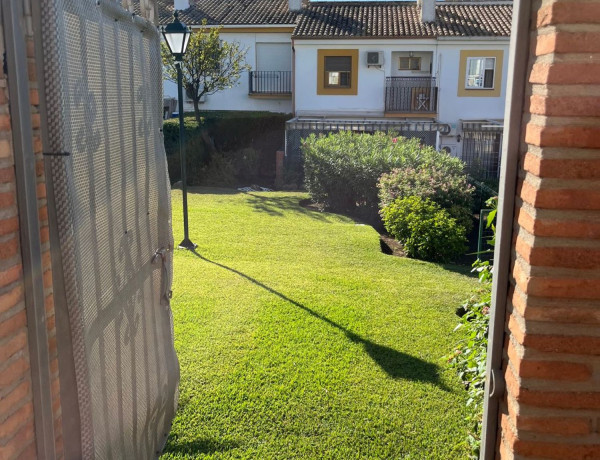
418, 0, 435, 23
288, 0, 302, 12
174, 0, 189, 11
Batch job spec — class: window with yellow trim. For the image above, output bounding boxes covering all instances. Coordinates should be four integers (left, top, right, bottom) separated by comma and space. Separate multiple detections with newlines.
317, 49, 358, 96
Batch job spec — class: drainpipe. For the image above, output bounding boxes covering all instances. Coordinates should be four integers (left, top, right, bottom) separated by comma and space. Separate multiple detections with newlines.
480, 0, 532, 458
291, 38, 296, 116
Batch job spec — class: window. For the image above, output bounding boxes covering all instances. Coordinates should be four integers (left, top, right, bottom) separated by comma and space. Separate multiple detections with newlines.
465, 57, 496, 89
317, 49, 358, 95
399, 56, 421, 71
325, 56, 352, 88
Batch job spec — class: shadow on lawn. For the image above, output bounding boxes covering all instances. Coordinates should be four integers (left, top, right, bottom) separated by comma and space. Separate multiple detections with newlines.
244, 193, 338, 223
191, 251, 449, 391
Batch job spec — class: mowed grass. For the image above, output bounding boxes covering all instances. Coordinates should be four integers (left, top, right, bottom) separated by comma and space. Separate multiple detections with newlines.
162, 189, 476, 460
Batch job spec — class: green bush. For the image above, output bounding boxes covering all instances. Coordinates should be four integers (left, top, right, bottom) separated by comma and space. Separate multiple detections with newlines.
302, 131, 471, 225
164, 111, 290, 185
302, 132, 416, 218
380, 196, 467, 262
447, 196, 497, 458
378, 165, 474, 231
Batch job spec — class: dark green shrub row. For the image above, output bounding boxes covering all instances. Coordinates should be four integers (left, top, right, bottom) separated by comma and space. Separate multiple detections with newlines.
380, 196, 467, 262
164, 111, 290, 185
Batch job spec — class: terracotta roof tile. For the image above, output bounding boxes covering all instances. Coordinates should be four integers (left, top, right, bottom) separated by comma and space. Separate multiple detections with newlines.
148, 0, 512, 38
293, 2, 512, 39
152, 0, 298, 26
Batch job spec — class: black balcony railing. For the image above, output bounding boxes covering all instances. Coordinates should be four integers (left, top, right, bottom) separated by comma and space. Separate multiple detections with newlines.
385, 77, 438, 113
249, 70, 292, 95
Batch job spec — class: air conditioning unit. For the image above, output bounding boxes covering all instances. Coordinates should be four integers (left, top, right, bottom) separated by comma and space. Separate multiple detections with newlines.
441, 144, 459, 158
366, 51, 383, 67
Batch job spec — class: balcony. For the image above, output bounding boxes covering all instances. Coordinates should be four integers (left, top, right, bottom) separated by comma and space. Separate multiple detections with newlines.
249, 70, 292, 96
385, 77, 438, 114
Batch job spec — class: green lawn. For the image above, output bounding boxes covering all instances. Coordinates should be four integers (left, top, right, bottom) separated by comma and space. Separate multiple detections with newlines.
162, 189, 477, 460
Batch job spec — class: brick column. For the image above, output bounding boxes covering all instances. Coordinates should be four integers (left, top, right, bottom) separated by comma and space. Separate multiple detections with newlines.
0, 1, 63, 459
498, 0, 600, 458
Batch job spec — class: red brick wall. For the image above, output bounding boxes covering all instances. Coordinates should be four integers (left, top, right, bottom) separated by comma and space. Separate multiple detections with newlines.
498, 0, 600, 458
0, 2, 63, 459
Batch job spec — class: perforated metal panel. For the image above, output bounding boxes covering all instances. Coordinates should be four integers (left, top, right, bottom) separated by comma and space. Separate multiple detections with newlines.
41, 1, 178, 458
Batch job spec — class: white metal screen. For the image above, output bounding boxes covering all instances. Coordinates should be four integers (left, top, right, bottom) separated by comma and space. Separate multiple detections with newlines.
41, 0, 179, 458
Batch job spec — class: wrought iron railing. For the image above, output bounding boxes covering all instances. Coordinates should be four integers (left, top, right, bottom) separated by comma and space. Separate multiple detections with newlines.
385, 77, 438, 113
249, 70, 292, 95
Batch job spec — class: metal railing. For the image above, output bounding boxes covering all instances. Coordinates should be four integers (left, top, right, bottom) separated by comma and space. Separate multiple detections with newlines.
385, 77, 438, 113
462, 122, 504, 180
249, 70, 292, 95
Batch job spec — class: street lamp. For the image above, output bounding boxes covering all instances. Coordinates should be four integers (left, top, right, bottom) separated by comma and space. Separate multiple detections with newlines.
161, 11, 196, 250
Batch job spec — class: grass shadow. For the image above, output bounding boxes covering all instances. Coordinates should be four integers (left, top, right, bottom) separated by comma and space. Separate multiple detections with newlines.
173, 186, 242, 195
191, 251, 450, 391
245, 193, 338, 223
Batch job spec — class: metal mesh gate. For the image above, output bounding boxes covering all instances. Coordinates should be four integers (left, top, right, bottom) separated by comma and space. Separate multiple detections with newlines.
41, 0, 178, 458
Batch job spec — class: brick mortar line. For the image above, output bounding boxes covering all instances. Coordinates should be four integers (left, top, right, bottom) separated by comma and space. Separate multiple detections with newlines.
0, 301, 25, 324
529, 113, 600, 127
0, 393, 33, 428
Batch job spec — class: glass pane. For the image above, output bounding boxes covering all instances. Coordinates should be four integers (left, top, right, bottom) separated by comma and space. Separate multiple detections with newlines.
182, 32, 191, 54
484, 69, 494, 88
399, 57, 410, 70
485, 58, 495, 69
325, 56, 352, 72
410, 57, 421, 70
339, 72, 350, 87
467, 58, 484, 88
328, 72, 340, 86
164, 33, 184, 55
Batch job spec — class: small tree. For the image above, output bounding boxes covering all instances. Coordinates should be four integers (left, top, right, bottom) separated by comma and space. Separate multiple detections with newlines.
161, 20, 250, 124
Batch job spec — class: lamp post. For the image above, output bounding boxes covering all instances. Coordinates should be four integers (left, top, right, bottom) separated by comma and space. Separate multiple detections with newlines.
161, 11, 196, 250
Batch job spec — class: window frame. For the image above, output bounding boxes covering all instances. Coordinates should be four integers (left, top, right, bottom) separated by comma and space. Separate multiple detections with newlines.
465, 56, 496, 90
324, 56, 353, 89
317, 49, 359, 96
399, 56, 422, 71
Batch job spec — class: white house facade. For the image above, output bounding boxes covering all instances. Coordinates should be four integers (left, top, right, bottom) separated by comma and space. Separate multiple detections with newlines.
156, 0, 513, 178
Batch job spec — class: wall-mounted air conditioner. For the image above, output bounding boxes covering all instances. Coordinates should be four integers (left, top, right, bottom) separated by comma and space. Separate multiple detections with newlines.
366, 51, 384, 67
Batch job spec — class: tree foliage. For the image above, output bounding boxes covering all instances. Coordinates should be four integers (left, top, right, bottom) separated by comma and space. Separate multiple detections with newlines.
161, 21, 251, 124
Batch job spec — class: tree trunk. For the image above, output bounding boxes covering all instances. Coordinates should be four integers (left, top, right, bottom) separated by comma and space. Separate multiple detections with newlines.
193, 97, 201, 125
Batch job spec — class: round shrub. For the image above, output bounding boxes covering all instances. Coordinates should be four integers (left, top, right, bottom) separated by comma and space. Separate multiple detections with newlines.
381, 196, 467, 262
378, 164, 474, 231
303, 131, 440, 222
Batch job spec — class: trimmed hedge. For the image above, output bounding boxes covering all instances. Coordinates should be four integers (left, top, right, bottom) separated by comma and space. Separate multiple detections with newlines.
164, 111, 290, 185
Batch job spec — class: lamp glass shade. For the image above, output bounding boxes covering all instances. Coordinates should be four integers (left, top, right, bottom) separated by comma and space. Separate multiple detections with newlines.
162, 12, 190, 60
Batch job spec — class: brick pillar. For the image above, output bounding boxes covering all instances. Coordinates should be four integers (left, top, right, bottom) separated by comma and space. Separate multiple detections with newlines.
498, 0, 600, 458
275, 150, 285, 189
0, 1, 63, 459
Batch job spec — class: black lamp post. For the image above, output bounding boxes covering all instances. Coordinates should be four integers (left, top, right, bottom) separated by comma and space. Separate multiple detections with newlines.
161, 11, 196, 250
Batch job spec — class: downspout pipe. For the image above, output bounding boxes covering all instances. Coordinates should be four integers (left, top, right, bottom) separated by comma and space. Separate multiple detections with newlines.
480, 0, 532, 458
